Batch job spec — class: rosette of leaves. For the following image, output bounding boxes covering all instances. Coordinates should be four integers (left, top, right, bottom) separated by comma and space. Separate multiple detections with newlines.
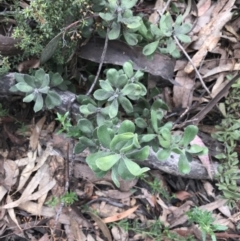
99, 0, 142, 45
140, 100, 207, 174
10, 69, 63, 112
74, 119, 150, 187
88, 61, 147, 119
143, 13, 192, 58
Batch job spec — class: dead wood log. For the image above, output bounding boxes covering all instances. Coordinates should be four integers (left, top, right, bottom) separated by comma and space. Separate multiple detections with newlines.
0, 35, 22, 56
0, 73, 220, 180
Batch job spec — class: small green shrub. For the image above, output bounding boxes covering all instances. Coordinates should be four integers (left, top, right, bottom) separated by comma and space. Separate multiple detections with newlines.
55, 61, 207, 187
46, 191, 78, 207
10, 69, 66, 112
187, 207, 227, 241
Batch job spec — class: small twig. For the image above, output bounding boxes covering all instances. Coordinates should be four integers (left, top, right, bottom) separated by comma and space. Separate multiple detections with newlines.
159, 0, 172, 16
173, 35, 212, 97
86, 27, 110, 96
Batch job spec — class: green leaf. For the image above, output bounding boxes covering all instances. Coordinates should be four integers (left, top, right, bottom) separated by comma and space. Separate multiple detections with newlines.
160, 12, 173, 36
77, 94, 96, 105
152, 99, 169, 110
123, 16, 142, 28
178, 152, 191, 174
167, 38, 177, 54
94, 89, 113, 101
15, 73, 25, 83
176, 33, 191, 43
119, 96, 133, 113
160, 127, 171, 141
38, 86, 50, 94
123, 157, 149, 176
126, 146, 149, 161
175, 23, 192, 34
80, 105, 91, 116
34, 69, 46, 82
123, 31, 138, 46
120, 139, 135, 153
123, 61, 134, 78
9, 86, 18, 92
111, 165, 120, 187
140, 134, 156, 143
138, 21, 152, 40
106, 69, 118, 87
109, 98, 119, 118
23, 93, 35, 102
51, 73, 64, 87
96, 154, 121, 171
74, 137, 96, 154
151, 109, 158, 133
116, 74, 128, 88
40, 32, 62, 64
40, 74, 50, 89
108, 22, 121, 40
110, 132, 134, 151
180, 125, 198, 147
78, 118, 94, 134
33, 94, 43, 112
175, 14, 183, 25
150, 24, 164, 38
143, 40, 159, 56
86, 151, 108, 171
99, 12, 116, 21
87, 104, 98, 112
15, 82, 34, 93
135, 117, 147, 129
45, 90, 61, 109
117, 159, 135, 180
156, 149, 171, 161
119, 120, 135, 134
187, 144, 205, 154
24, 75, 36, 87
99, 80, 114, 92
121, 83, 137, 96
158, 136, 171, 149
97, 125, 112, 149
170, 48, 181, 58
121, 0, 138, 9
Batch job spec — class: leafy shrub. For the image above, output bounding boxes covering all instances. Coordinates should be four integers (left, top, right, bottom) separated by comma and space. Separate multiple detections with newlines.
56, 61, 207, 187
10, 69, 66, 112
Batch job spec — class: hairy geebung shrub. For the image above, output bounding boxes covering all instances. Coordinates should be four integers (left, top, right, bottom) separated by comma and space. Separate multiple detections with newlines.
54, 61, 207, 187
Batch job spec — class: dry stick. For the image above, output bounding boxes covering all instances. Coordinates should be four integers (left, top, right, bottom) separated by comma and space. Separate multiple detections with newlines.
86, 27, 110, 96
52, 143, 71, 234
159, 0, 172, 15
173, 35, 212, 96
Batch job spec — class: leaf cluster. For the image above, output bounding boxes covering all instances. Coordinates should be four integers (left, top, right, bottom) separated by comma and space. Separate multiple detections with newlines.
99, 0, 142, 45
142, 13, 192, 58
10, 69, 66, 112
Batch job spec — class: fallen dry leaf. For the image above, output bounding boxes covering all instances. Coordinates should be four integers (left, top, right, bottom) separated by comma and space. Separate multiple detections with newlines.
87, 211, 112, 241
190, 135, 213, 179
29, 116, 46, 151
102, 205, 139, 223
174, 190, 192, 201
17, 58, 40, 72
173, 70, 194, 108
6, 195, 21, 231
